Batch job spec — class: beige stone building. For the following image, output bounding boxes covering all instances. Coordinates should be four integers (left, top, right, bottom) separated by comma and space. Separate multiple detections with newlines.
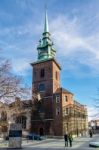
0, 98, 32, 136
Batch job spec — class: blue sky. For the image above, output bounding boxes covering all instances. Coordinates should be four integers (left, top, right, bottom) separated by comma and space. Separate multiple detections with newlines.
0, 0, 99, 119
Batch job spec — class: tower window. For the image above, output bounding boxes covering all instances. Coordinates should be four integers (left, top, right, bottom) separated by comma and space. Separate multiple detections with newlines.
56, 107, 60, 115
38, 83, 45, 92
56, 95, 60, 103
40, 69, 45, 78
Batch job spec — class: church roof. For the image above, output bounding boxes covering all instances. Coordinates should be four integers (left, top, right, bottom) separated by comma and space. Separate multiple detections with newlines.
9, 98, 32, 108
55, 87, 73, 95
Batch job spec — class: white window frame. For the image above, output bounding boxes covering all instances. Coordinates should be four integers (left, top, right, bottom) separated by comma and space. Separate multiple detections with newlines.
56, 95, 60, 103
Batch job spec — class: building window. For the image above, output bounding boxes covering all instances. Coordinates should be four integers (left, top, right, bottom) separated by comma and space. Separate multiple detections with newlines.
40, 69, 45, 78
56, 107, 60, 115
16, 116, 27, 129
38, 83, 45, 92
55, 71, 58, 80
56, 95, 60, 103
66, 108, 69, 114
65, 96, 68, 102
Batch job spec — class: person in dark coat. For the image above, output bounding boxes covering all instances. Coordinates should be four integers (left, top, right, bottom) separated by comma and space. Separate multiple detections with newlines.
68, 133, 73, 147
64, 133, 68, 147
89, 130, 93, 138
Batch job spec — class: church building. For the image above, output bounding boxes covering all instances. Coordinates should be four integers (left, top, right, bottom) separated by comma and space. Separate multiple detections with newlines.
31, 10, 88, 136
0, 10, 88, 137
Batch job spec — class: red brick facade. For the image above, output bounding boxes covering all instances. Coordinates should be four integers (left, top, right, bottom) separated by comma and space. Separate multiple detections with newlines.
31, 59, 62, 136
31, 58, 88, 136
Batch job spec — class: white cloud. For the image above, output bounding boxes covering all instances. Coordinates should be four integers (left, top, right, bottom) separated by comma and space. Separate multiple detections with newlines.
12, 58, 31, 76
50, 15, 99, 76
1, 9, 99, 78
87, 106, 99, 121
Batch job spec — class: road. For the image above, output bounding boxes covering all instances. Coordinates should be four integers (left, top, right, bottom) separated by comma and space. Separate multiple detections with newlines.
23, 134, 99, 150
0, 134, 98, 150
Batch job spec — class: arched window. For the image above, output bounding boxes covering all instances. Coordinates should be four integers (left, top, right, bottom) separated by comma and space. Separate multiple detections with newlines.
16, 116, 27, 129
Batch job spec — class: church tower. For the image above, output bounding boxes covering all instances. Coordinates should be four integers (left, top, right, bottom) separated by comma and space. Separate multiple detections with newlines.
31, 9, 87, 137
31, 10, 61, 95
31, 10, 62, 136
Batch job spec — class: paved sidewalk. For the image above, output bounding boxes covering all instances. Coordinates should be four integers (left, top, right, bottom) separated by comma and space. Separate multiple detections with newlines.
0, 135, 98, 149
0, 139, 8, 148
23, 135, 96, 149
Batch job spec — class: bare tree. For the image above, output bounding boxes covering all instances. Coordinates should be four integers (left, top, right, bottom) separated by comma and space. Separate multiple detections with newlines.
0, 58, 31, 103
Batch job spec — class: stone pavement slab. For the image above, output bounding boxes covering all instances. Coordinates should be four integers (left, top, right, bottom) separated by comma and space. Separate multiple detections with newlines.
0, 135, 98, 150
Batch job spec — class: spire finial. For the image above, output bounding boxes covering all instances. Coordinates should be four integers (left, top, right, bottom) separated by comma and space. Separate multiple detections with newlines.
44, 5, 49, 33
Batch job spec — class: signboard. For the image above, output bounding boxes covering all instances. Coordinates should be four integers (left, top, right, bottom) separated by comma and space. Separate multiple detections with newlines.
9, 123, 22, 148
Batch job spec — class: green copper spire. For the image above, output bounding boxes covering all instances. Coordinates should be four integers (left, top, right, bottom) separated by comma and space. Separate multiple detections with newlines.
44, 9, 49, 33
37, 9, 56, 61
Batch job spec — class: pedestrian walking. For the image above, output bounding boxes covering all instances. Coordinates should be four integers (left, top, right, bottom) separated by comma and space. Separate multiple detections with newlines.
89, 130, 93, 138
64, 133, 68, 147
68, 133, 73, 147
